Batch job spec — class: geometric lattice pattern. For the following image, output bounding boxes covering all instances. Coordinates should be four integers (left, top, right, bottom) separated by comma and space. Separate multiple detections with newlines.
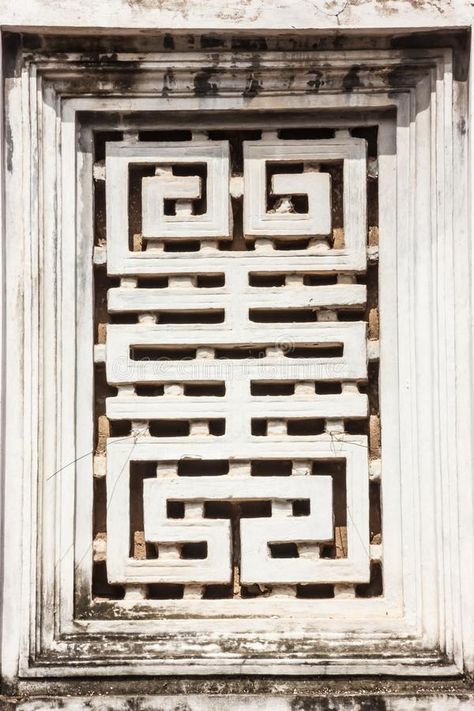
100, 129, 376, 600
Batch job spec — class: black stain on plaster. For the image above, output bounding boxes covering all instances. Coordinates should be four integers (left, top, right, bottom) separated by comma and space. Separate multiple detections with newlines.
386, 64, 411, 88
193, 69, 219, 97
163, 33, 175, 50
231, 37, 267, 52
342, 65, 362, 93
201, 35, 227, 49
161, 68, 175, 97
5, 121, 13, 173
292, 698, 389, 711
243, 74, 262, 97
306, 70, 324, 93
391, 30, 469, 82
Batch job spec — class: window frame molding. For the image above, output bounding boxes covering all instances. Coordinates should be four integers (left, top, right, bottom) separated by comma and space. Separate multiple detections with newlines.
2, 46, 472, 680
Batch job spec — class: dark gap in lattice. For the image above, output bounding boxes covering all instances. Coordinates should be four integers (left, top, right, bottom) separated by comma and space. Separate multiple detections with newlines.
218, 196, 246, 251
196, 274, 226, 288
148, 584, 184, 600
136, 276, 169, 288
109, 312, 137, 324
366, 263, 379, 339
286, 419, 326, 436
368, 359, 380, 416
135, 384, 165, 396
93, 363, 117, 455
178, 460, 229, 476
157, 310, 225, 324
345, 419, 369, 437
355, 562, 383, 598
293, 499, 311, 516
251, 419, 268, 436
203, 585, 233, 599
351, 125, 379, 158
303, 273, 338, 286
181, 542, 208, 559
215, 346, 267, 359
297, 584, 335, 599
314, 461, 347, 560
241, 585, 268, 598
367, 174, 379, 245
204, 501, 233, 518
138, 130, 193, 142
273, 239, 310, 251
370, 481, 382, 544
164, 241, 201, 252
337, 309, 366, 322
278, 128, 335, 140
130, 346, 196, 360
128, 164, 155, 252
167, 501, 185, 519
269, 543, 300, 558
249, 273, 286, 287
147, 420, 226, 437
93, 477, 107, 535
94, 130, 123, 163
251, 460, 292, 476
285, 345, 344, 358
251, 381, 295, 396
128, 461, 157, 559
209, 419, 226, 436
109, 419, 131, 437
92, 562, 125, 601
315, 381, 342, 394
207, 129, 262, 174
321, 160, 344, 249
94, 179, 106, 247
249, 308, 318, 323
184, 382, 226, 396
94, 267, 120, 341
241, 501, 272, 518
148, 420, 190, 437
266, 162, 309, 214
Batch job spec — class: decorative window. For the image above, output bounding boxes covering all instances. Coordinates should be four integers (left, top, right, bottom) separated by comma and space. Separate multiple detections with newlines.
97, 128, 375, 601
3, 43, 472, 681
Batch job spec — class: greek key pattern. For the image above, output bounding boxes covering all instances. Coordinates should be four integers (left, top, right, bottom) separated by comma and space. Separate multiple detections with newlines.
98, 128, 375, 600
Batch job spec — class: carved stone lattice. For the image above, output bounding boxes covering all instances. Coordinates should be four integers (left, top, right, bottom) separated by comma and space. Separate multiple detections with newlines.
102, 130, 374, 599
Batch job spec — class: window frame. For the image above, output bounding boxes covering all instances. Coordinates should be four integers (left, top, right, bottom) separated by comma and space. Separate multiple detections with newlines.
2, 47, 472, 679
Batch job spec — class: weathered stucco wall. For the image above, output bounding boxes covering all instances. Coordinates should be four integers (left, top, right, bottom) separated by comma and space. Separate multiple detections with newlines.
0, 0, 473, 31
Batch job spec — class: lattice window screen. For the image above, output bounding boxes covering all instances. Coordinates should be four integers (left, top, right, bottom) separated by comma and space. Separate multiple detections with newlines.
92, 126, 382, 604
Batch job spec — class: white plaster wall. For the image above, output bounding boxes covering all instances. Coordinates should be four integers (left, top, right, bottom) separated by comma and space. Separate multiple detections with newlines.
0, 0, 473, 31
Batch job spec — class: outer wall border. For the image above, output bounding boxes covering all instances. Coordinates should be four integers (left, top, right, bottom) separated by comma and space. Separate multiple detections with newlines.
0, 24, 473, 698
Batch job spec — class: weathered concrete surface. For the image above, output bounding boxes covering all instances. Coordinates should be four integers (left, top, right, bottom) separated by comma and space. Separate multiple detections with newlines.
2, 694, 474, 710
0, 0, 473, 32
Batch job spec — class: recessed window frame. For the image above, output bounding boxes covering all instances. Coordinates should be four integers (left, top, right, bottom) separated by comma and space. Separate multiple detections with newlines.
2, 46, 472, 679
